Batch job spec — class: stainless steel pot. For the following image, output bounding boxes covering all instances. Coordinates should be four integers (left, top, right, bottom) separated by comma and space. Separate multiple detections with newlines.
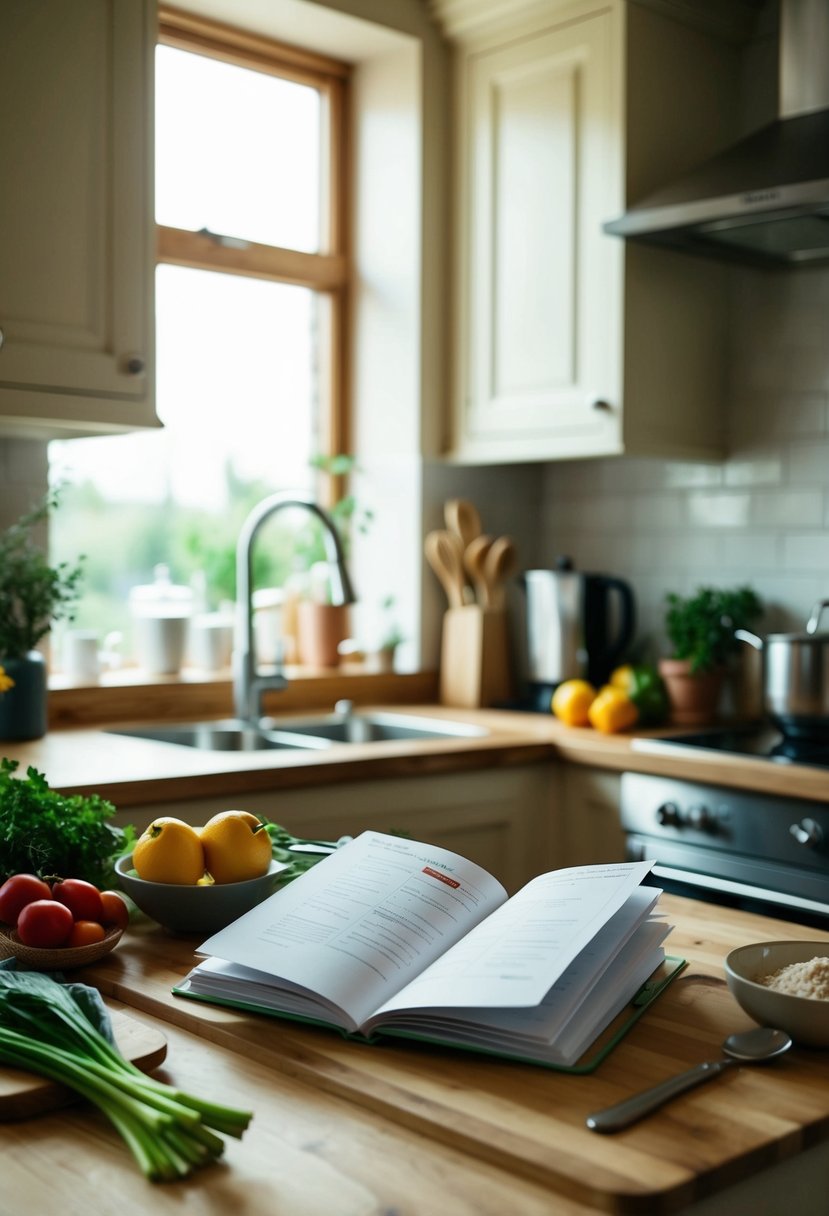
737, 599, 829, 738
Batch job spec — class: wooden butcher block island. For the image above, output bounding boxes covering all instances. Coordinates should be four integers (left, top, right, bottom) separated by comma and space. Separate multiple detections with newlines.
9, 892, 820, 1216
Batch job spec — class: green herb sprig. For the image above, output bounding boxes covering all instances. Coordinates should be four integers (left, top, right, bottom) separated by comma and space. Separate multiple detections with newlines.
0, 759, 133, 886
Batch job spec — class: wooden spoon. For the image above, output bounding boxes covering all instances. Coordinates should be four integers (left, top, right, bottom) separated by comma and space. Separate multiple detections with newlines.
463, 534, 495, 606
444, 499, 483, 553
424, 530, 466, 609
483, 536, 517, 610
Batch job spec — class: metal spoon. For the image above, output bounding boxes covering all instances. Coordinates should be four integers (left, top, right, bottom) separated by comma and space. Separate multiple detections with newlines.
586, 1026, 792, 1134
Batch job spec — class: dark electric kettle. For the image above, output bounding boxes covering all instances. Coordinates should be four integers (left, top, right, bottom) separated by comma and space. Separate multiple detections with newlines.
521, 557, 636, 706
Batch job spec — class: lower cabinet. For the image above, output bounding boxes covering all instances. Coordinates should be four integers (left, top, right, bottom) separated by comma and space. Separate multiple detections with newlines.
557, 765, 624, 867
119, 764, 560, 894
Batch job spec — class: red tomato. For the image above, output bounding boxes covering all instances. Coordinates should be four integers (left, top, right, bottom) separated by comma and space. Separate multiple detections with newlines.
99, 890, 130, 930
51, 878, 104, 923
16, 899, 74, 948
0, 874, 53, 926
67, 920, 107, 948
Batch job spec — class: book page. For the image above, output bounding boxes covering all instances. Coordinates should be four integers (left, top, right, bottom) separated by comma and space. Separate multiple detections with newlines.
371, 861, 654, 1017
195, 831, 507, 1029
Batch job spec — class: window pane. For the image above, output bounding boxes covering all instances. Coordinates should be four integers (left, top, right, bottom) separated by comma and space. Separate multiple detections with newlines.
155, 45, 322, 252
49, 266, 319, 642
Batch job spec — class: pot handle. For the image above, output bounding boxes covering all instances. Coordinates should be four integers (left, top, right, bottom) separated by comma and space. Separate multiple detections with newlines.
735, 628, 763, 650
806, 599, 829, 636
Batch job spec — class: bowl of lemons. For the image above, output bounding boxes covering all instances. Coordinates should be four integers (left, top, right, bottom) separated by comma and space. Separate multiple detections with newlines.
116, 811, 287, 935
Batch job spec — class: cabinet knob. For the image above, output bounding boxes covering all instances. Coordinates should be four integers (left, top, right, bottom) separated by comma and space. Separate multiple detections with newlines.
655, 801, 681, 827
0, 326, 4, 352
125, 355, 145, 375
591, 398, 612, 412
790, 818, 823, 849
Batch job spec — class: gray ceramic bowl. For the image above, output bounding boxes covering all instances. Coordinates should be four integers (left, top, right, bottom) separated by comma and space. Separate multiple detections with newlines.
725, 940, 829, 1048
115, 854, 284, 935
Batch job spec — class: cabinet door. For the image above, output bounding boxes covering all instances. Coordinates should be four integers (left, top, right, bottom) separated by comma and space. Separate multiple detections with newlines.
559, 765, 624, 867
0, 0, 157, 436
120, 765, 560, 895
454, 8, 623, 462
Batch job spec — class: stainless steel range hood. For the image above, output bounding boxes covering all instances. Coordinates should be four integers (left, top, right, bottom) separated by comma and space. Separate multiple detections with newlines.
604, 0, 829, 267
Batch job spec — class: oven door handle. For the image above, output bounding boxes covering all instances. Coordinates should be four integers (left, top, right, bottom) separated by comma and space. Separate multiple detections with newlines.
651, 864, 829, 919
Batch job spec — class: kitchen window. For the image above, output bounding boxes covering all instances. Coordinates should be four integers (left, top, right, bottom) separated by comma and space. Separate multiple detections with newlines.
48, 9, 351, 654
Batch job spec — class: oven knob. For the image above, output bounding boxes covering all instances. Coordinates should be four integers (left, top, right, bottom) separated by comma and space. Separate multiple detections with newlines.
655, 801, 682, 827
687, 804, 715, 832
790, 818, 823, 849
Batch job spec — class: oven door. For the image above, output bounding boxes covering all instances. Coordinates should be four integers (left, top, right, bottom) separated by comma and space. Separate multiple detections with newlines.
627, 833, 829, 928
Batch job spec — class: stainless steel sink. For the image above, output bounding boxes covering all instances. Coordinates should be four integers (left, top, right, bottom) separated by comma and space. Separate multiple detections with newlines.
260, 709, 489, 745
108, 719, 331, 752
109, 709, 488, 752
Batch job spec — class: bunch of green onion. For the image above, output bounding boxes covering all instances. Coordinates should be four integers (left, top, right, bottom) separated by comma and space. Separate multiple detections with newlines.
0, 970, 252, 1182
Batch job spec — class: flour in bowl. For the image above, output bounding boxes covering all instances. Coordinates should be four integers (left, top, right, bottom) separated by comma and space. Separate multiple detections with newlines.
761, 956, 829, 1000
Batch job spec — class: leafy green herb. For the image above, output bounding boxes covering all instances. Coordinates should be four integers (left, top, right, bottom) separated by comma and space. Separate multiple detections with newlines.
0, 759, 133, 886
263, 820, 344, 883
665, 586, 763, 674
262, 821, 411, 884
0, 490, 84, 658
0, 969, 251, 1182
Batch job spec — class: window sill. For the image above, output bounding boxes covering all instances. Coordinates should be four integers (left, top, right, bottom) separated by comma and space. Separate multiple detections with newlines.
48, 665, 438, 731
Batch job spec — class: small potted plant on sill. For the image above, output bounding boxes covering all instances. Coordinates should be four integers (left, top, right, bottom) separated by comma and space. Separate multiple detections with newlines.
0, 492, 84, 741
660, 585, 763, 726
371, 595, 405, 673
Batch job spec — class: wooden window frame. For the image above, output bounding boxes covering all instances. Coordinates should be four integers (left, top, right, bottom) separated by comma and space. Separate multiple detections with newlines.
156, 6, 351, 499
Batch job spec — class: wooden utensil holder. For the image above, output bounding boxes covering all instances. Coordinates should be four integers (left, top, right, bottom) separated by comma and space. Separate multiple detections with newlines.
439, 604, 512, 708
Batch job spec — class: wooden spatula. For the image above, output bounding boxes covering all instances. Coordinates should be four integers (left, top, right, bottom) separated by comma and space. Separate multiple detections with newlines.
425, 530, 466, 609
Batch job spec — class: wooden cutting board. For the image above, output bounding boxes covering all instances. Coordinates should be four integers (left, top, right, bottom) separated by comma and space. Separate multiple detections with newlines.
0, 1008, 168, 1120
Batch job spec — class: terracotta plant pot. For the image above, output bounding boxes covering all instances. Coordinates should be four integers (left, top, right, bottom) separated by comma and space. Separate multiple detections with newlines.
658, 658, 725, 727
296, 603, 350, 669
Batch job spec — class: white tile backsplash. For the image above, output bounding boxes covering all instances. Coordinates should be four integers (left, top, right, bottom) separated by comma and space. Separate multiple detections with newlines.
542, 265, 829, 652
687, 492, 751, 528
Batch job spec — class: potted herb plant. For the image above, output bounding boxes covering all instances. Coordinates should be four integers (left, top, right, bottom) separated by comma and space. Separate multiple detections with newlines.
659, 585, 763, 725
0, 493, 84, 740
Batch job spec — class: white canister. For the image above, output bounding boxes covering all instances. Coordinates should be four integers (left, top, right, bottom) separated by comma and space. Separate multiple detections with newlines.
62, 629, 102, 682
189, 612, 234, 672
61, 629, 122, 683
252, 588, 285, 666
129, 565, 193, 676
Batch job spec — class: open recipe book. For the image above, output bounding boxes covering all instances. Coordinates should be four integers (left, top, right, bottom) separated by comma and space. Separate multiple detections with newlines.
175, 831, 683, 1070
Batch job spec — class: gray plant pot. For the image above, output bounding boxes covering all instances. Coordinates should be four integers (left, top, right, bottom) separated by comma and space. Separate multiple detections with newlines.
0, 651, 47, 741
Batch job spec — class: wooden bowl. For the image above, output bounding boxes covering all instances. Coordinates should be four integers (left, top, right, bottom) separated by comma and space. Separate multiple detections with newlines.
0, 924, 124, 970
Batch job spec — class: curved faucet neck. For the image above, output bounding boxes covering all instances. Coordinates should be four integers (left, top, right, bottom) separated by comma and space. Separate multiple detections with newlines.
234, 492, 356, 723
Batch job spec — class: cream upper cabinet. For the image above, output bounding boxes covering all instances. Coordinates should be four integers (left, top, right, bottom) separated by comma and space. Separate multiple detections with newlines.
0, 0, 159, 438
441, 0, 744, 464
459, 8, 622, 461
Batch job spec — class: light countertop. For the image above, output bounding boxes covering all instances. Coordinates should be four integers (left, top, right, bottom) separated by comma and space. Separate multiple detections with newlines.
7, 892, 826, 1215
3, 700, 828, 807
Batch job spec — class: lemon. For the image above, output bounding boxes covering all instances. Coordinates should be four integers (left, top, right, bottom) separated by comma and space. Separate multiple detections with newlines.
199, 810, 273, 884
133, 817, 206, 885
551, 679, 597, 727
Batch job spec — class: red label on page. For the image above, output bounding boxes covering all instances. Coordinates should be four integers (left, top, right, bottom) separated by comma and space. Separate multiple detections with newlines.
422, 866, 460, 888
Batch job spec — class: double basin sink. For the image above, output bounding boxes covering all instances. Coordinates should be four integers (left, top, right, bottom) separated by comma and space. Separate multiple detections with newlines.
109, 707, 488, 753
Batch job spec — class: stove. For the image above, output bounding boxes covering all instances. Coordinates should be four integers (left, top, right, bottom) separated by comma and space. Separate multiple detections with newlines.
632, 726, 829, 769
621, 740, 829, 927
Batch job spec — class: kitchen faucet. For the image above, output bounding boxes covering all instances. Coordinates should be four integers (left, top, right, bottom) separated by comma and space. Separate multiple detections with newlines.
233, 492, 356, 724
